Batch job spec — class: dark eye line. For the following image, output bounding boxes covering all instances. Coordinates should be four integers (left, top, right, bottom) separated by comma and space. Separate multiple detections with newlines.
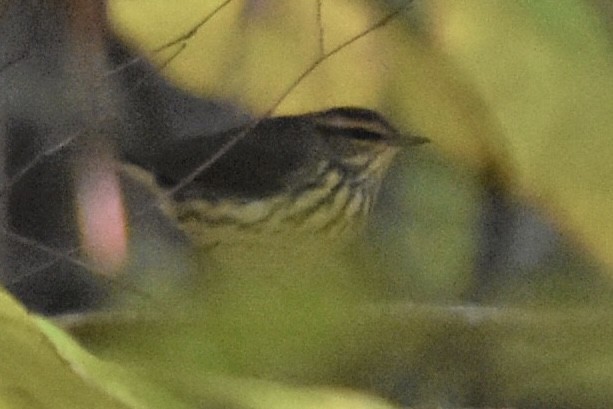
315, 124, 385, 141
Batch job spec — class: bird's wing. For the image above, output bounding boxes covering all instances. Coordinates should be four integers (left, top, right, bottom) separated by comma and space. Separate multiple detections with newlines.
124, 117, 322, 202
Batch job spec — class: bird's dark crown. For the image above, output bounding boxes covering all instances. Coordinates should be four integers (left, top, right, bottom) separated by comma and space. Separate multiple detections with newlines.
308, 107, 399, 144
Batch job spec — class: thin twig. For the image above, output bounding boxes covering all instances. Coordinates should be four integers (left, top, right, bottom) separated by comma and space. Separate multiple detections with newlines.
125, 43, 186, 93
154, 0, 236, 53
106, 0, 236, 79
1, 227, 92, 271
2, 1, 238, 289
7, 4, 407, 304
0, 130, 80, 197
2, 226, 160, 305
163, 7, 404, 199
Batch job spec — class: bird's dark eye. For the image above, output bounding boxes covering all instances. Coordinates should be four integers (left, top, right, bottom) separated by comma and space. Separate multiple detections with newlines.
338, 127, 385, 141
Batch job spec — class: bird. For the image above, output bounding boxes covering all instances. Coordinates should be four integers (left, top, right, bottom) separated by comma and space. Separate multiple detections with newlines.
122, 107, 429, 248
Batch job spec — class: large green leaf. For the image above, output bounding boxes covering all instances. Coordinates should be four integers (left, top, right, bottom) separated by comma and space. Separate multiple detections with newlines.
0, 290, 130, 408
1, 286, 402, 409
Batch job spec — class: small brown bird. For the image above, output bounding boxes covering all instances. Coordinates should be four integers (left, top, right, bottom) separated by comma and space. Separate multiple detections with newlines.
124, 107, 428, 247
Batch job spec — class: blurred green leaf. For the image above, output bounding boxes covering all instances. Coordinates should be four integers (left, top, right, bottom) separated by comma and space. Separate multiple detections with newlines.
1, 286, 403, 409
110, 0, 613, 272
35, 316, 192, 409
427, 0, 613, 270
97, 1, 613, 407
0, 290, 130, 408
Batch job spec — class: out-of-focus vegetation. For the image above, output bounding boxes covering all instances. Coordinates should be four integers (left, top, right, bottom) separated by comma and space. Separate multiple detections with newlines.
2, 0, 613, 408
109, 0, 613, 270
